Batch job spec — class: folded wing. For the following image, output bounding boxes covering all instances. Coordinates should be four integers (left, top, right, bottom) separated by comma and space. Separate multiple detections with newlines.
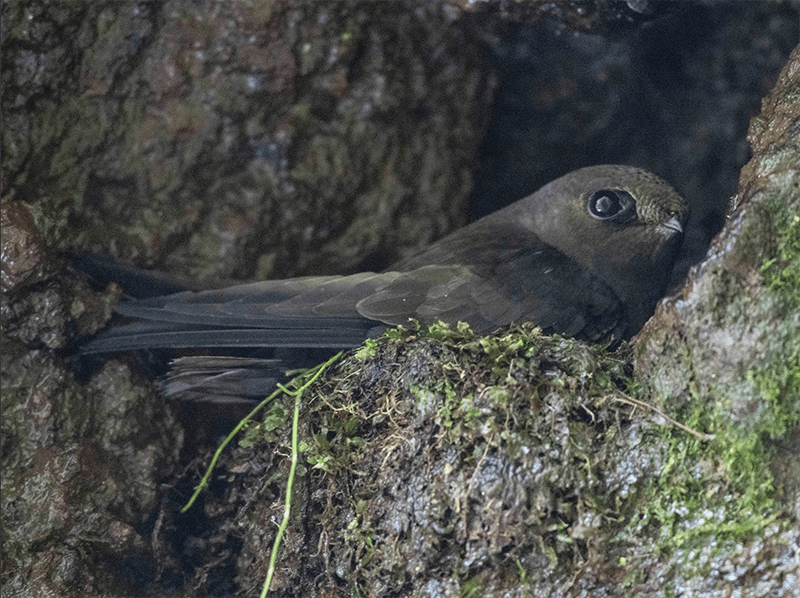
84, 244, 624, 355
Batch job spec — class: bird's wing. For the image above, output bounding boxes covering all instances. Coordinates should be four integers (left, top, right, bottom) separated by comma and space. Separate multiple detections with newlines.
83, 243, 624, 354
82, 272, 401, 352
357, 245, 625, 342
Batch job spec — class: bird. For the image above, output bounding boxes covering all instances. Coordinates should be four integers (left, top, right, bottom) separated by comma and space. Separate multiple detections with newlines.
80, 165, 688, 401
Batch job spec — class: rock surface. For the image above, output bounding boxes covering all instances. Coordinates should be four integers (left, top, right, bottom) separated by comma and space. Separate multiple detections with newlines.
2, 2, 798, 597
2, 0, 487, 283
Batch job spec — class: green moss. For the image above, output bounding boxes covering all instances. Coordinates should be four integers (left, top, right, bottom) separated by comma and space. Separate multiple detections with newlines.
636, 417, 780, 555
762, 190, 800, 307
460, 575, 485, 597
297, 322, 643, 586
353, 337, 380, 362
234, 310, 796, 590
631, 314, 799, 579
749, 342, 800, 427
626, 175, 800, 580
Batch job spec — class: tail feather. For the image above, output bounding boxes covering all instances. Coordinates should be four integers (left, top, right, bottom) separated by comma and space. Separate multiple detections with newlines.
163, 356, 284, 402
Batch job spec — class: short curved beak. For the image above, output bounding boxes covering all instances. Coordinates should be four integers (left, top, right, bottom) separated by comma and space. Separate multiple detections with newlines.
663, 216, 684, 234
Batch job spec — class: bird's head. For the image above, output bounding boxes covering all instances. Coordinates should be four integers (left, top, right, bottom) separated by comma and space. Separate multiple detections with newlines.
514, 165, 690, 334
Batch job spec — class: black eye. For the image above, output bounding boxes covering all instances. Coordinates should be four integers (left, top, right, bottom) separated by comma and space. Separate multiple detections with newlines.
587, 189, 635, 222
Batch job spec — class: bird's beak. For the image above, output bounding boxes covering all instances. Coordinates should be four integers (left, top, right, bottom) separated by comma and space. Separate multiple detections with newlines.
663, 216, 684, 234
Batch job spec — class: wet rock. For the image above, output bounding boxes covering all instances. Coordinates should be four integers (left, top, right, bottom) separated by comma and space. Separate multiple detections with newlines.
1, 203, 183, 597
634, 41, 800, 596
2, 2, 798, 597
2, 0, 488, 284
0, 198, 48, 293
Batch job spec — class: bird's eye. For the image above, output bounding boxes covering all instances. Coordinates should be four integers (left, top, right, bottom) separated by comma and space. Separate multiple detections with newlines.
587, 189, 636, 222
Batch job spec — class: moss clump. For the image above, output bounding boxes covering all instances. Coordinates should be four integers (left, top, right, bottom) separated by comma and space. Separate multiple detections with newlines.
761, 189, 800, 307
247, 321, 800, 594
230, 321, 706, 595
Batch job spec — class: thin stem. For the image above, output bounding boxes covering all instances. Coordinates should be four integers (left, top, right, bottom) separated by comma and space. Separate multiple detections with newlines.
260, 351, 342, 597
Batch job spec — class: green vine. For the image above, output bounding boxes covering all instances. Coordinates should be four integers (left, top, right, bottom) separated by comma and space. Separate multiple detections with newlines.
179, 352, 343, 597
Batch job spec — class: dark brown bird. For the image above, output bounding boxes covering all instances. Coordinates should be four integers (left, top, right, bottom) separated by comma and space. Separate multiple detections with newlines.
82, 165, 687, 400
